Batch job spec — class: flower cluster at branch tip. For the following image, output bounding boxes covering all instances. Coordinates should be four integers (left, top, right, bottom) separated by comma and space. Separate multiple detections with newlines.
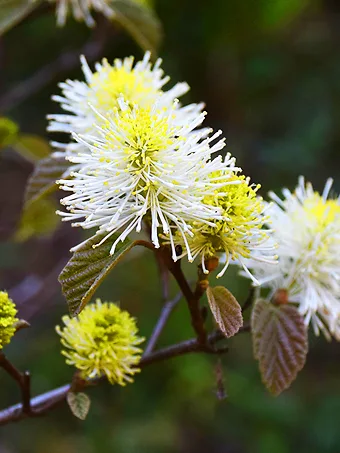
244, 177, 340, 340
48, 51, 195, 161
56, 299, 144, 384
50, 52, 275, 275
174, 172, 278, 279
0, 291, 18, 350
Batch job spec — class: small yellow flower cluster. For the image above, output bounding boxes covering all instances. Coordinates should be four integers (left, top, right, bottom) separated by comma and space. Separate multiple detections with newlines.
0, 291, 18, 350
56, 300, 144, 385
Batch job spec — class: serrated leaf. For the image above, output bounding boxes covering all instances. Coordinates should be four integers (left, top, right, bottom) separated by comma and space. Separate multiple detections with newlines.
0, 0, 42, 36
25, 155, 70, 206
110, 0, 162, 55
206, 286, 243, 338
59, 233, 139, 316
251, 299, 308, 396
66, 392, 91, 420
14, 135, 51, 161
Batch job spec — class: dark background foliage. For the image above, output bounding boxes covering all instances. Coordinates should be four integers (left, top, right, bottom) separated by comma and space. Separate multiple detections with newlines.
1, 0, 340, 451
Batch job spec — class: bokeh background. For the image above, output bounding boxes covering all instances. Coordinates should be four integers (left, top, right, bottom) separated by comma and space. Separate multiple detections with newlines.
1, 0, 340, 451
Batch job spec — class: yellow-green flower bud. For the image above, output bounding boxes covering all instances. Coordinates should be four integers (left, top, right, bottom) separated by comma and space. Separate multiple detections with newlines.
0, 291, 18, 349
56, 299, 144, 385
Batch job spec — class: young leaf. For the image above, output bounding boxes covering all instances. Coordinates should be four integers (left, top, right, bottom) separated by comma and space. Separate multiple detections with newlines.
59, 233, 139, 316
25, 155, 70, 206
0, 0, 42, 36
251, 299, 308, 396
206, 286, 243, 338
66, 392, 91, 420
110, 0, 162, 55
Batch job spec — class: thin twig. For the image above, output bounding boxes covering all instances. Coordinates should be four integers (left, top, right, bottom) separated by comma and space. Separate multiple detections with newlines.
134, 240, 155, 251
0, 354, 32, 414
143, 291, 182, 355
0, 19, 110, 113
21, 372, 31, 414
0, 325, 252, 426
155, 252, 170, 301
9, 258, 67, 320
242, 287, 256, 313
207, 323, 251, 345
159, 248, 207, 344
0, 354, 23, 385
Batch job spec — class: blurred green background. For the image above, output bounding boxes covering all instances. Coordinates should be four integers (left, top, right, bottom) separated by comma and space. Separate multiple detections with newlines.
1, 0, 340, 451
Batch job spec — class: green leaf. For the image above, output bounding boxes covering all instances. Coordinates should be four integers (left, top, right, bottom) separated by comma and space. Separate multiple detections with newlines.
251, 299, 308, 396
0, 117, 19, 148
59, 233, 140, 316
25, 155, 70, 206
110, 0, 162, 55
0, 0, 42, 36
206, 286, 243, 338
14, 135, 52, 161
66, 392, 91, 420
15, 198, 59, 242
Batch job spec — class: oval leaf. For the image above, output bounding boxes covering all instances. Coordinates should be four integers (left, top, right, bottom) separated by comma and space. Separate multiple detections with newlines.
206, 286, 243, 338
25, 155, 70, 206
251, 299, 308, 396
66, 392, 91, 420
110, 0, 162, 55
59, 233, 140, 316
0, 0, 42, 36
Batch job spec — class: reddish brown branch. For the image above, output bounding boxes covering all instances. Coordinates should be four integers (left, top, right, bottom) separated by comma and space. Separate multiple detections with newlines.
242, 287, 256, 313
161, 250, 207, 344
0, 243, 252, 426
0, 354, 32, 415
0, 324, 252, 426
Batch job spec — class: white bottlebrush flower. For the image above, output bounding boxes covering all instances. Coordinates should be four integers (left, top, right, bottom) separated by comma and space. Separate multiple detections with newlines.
57, 98, 234, 260
51, 0, 114, 27
48, 52, 202, 160
246, 176, 340, 340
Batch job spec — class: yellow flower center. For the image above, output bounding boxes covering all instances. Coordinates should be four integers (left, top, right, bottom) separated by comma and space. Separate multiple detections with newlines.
302, 195, 340, 231
197, 173, 266, 259
101, 107, 177, 182
90, 64, 159, 113
121, 108, 175, 166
